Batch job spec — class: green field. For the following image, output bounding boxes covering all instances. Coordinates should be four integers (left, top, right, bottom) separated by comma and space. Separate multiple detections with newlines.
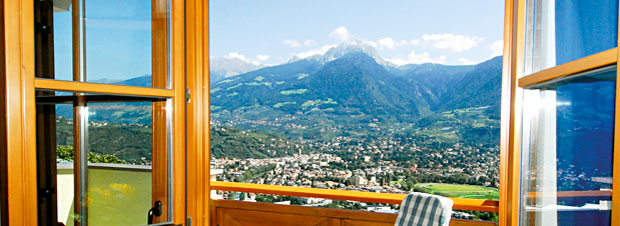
415, 183, 499, 200
280, 89, 308, 95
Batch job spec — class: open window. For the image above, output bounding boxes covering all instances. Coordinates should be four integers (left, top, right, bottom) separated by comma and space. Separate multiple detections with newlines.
516, 0, 619, 225
33, 0, 175, 225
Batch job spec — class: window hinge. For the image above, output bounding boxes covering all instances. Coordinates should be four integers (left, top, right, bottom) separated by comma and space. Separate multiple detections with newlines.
185, 88, 191, 104
186, 217, 192, 226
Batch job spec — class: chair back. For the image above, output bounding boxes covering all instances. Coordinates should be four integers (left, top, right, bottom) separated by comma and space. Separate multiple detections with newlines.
394, 192, 453, 226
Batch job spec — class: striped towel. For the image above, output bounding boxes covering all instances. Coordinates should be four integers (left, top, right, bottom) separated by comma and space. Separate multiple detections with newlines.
394, 192, 453, 226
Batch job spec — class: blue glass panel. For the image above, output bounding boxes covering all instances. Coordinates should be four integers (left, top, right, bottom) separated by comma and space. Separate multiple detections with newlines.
554, 70, 614, 226
522, 68, 616, 226
555, 0, 618, 65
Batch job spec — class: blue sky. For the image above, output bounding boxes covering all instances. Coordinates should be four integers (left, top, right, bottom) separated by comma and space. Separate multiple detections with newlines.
53, 0, 505, 81
210, 0, 505, 66
54, 0, 152, 81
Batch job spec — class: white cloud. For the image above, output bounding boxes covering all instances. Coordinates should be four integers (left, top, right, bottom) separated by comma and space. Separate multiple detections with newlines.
386, 50, 447, 66
458, 58, 475, 65
295, 45, 336, 59
329, 26, 351, 41
377, 37, 407, 50
490, 40, 504, 56
411, 39, 420, 45
367, 41, 378, 48
304, 40, 315, 47
223, 52, 263, 65
256, 54, 270, 61
283, 39, 301, 48
225, 52, 249, 62
421, 33, 484, 52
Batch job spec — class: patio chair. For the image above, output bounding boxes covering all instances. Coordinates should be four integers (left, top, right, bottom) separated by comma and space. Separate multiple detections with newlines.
394, 192, 453, 226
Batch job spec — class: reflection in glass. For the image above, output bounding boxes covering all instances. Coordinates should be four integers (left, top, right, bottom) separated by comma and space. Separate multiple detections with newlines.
87, 102, 153, 165
56, 104, 75, 225
34, 0, 73, 81
524, 0, 618, 74
35, 91, 171, 226
53, 1, 73, 81
84, 0, 169, 88
520, 67, 615, 226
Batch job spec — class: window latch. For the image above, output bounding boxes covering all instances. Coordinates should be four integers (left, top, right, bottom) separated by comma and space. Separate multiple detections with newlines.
186, 88, 191, 104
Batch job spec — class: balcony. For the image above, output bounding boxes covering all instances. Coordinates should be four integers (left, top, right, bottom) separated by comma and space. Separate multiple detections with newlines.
56, 164, 498, 226
56, 164, 154, 226
209, 181, 498, 226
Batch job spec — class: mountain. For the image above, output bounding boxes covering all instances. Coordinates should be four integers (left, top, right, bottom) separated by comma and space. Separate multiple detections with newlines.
301, 52, 430, 117
66, 44, 502, 132
210, 57, 264, 83
290, 42, 392, 67
397, 64, 474, 107
62, 43, 502, 147
438, 56, 503, 111
211, 52, 432, 121
114, 74, 152, 87
211, 126, 312, 159
211, 43, 503, 124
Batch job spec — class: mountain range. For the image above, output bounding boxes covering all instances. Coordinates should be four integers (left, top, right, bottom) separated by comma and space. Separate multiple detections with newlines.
210, 58, 265, 84
210, 43, 502, 125
53, 43, 503, 160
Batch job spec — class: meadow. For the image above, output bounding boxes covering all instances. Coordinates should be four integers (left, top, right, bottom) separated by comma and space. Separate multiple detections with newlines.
415, 183, 499, 200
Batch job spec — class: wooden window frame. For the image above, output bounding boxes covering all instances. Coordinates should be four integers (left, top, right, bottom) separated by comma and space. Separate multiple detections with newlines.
12, 0, 620, 225
501, 0, 620, 226
1, 0, 188, 225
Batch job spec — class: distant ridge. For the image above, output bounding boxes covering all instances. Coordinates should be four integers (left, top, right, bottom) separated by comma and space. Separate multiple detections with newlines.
209, 42, 503, 122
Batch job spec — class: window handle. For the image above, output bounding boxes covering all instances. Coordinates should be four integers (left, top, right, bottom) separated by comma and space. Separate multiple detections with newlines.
147, 200, 163, 224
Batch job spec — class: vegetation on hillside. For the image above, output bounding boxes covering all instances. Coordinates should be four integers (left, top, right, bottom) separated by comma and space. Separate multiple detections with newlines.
211, 126, 312, 159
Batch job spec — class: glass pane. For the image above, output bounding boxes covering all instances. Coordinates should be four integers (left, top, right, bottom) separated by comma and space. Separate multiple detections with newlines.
34, 95, 76, 226
34, 0, 170, 88
35, 91, 172, 226
85, 0, 168, 87
53, 1, 73, 81
34, 0, 73, 81
56, 103, 75, 225
520, 67, 615, 226
524, 0, 618, 74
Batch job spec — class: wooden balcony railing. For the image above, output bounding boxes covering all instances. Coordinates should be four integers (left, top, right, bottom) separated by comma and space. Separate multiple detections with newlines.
210, 181, 499, 212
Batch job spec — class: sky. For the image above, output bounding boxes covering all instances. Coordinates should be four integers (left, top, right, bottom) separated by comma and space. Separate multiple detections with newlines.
210, 0, 505, 66
54, 0, 152, 82
52, 0, 505, 82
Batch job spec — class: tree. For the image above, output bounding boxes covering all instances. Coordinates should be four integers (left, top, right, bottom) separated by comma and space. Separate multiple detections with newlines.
56, 145, 125, 164
57, 145, 74, 161
87, 152, 125, 164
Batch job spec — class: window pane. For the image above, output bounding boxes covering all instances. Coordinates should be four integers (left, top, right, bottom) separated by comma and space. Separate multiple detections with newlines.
34, 0, 73, 81
35, 92, 172, 226
85, 0, 168, 87
35, 0, 170, 88
520, 67, 615, 226
53, 1, 73, 81
524, 0, 618, 74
